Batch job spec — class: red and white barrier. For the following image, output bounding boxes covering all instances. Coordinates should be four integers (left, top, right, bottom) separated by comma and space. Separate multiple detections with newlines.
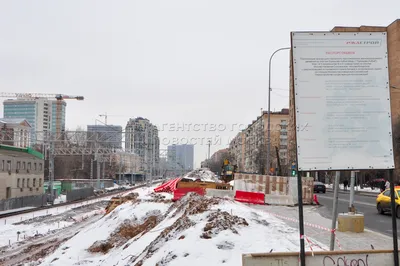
234, 190, 265, 205
154, 178, 181, 193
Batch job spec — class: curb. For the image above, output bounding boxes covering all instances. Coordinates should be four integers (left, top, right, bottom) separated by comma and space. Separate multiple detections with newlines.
325, 188, 379, 198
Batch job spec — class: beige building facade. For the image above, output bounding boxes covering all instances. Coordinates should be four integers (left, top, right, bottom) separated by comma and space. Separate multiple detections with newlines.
229, 109, 289, 174
288, 19, 400, 173
0, 145, 44, 200
0, 118, 31, 148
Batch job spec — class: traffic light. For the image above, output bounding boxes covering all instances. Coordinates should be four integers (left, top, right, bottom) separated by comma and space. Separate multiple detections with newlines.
291, 170, 297, 176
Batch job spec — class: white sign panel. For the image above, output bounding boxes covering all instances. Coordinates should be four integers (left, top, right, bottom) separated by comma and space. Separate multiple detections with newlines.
292, 32, 394, 171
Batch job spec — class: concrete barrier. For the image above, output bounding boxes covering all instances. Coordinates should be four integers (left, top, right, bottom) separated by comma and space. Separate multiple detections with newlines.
205, 188, 234, 198
234, 174, 314, 205
264, 194, 296, 206
242, 250, 396, 266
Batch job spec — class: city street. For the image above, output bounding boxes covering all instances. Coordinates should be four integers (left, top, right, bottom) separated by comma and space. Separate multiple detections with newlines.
316, 190, 400, 237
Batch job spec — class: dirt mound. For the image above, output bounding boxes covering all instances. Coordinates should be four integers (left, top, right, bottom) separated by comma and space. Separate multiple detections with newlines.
128, 194, 230, 265
88, 240, 114, 254
146, 192, 172, 203
201, 210, 248, 239
88, 214, 162, 254
170, 192, 221, 217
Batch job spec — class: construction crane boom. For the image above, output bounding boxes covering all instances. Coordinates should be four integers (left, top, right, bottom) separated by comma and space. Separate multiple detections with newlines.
0, 92, 84, 100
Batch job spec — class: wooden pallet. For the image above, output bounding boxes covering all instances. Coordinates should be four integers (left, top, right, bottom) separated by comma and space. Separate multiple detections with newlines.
176, 181, 231, 190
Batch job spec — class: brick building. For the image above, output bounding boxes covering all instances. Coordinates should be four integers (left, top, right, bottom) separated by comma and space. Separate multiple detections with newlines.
288, 19, 400, 177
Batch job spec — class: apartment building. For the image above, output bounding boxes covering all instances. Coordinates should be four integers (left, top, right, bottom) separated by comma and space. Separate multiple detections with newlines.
0, 118, 31, 148
228, 131, 245, 171
3, 98, 66, 143
263, 109, 290, 169
229, 109, 289, 174
0, 145, 44, 200
125, 117, 160, 176
287, 19, 400, 171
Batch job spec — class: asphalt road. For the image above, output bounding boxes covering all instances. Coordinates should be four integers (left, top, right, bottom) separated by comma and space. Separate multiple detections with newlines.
316, 190, 400, 237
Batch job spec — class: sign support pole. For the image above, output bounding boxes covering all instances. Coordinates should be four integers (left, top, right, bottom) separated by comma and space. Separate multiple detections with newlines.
297, 170, 306, 266
330, 171, 340, 250
389, 169, 399, 266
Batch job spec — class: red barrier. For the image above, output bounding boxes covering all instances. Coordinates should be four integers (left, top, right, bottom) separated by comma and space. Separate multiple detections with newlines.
313, 194, 320, 205
173, 187, 205, 201
234, 190, 265, 205
154, 178, 182, 193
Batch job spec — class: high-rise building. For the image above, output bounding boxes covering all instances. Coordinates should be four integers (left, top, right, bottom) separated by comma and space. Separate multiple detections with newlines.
167, 144, 194, 173
3, 99, 66, 143
87, 125, 122, 149
125, 117, 159, 176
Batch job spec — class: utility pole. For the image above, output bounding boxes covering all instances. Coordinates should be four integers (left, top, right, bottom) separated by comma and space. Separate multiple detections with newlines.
330, 171, 340, 250
48, 133, 55, 204
207, 140, 211, 169
349, 171, 356, 212
118, 153, 122, 185
267, 47, 290, 173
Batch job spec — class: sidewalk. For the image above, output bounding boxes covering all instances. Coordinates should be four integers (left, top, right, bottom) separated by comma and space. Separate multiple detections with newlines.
251, 204, 397, 251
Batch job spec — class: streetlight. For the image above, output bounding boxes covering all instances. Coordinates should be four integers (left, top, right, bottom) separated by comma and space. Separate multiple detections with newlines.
267, 47, 290, 173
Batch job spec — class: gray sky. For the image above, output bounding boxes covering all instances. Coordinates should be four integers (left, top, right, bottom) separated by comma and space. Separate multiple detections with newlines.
0, 0, 399, 167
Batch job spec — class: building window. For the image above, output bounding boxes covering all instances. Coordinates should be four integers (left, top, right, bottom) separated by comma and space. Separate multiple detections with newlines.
39, 178, 42, 187
27, 179, 30, 187
33, 178, 36, 187
7, 160, 11, 171
28, 162, 31, 170
22, 162, 26, 170
17, 161, 21, 170
39, 163, 43, 171
17, 178, 20, 188
22, 179, 25, 187
34, 163, 37, 170
1, 160, 4, 171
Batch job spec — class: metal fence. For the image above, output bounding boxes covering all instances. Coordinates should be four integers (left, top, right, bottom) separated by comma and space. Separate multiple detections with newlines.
0, 194, 47, 212
66, 187, 94, 202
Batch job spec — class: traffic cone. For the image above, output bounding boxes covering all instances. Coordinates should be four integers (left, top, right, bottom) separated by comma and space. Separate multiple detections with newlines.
313, 194, 320, 205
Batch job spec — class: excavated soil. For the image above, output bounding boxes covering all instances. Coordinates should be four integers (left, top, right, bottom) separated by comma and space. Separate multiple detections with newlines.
201, 210, 249, 239
129, 193, 243, 266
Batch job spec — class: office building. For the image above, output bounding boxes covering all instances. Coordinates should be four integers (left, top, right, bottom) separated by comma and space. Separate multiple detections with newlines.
167, 144, 194, 172
125, 117, 159, 176
87, 124, 122, 149
3, 98, 66, 143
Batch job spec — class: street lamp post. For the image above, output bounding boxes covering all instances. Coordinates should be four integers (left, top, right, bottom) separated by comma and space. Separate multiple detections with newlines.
267, 47, 290, 174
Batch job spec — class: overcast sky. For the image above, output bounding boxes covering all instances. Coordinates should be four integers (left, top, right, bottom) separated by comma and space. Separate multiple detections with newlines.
0, 0, 399, 167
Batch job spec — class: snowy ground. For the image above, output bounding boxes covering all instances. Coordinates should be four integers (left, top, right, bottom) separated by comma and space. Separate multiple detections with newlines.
35, 188, 325, 266
0, 185, 165, 266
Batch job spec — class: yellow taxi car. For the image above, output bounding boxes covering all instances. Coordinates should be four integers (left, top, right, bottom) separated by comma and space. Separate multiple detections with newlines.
376, 187, 400, 217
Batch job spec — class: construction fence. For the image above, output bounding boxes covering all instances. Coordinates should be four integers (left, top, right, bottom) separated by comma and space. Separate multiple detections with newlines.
234, 173, 314, 205
0, 194, 47, 211
66, 187, 95, 202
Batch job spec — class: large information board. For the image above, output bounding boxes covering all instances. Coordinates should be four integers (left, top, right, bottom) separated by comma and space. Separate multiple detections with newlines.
291, 32, 394, 171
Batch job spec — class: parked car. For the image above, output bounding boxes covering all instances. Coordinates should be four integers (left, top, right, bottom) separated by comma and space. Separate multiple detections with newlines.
314, 181, 326, 193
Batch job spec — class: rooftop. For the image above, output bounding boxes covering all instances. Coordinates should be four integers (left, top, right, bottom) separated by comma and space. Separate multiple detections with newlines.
0, 118, 32, 127
0, 145, 44, 159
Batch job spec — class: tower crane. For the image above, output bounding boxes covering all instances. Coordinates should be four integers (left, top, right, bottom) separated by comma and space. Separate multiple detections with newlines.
0, 92, 84, 138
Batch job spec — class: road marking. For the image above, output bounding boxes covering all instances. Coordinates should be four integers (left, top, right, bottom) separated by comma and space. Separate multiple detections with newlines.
317, 195, 376, 207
